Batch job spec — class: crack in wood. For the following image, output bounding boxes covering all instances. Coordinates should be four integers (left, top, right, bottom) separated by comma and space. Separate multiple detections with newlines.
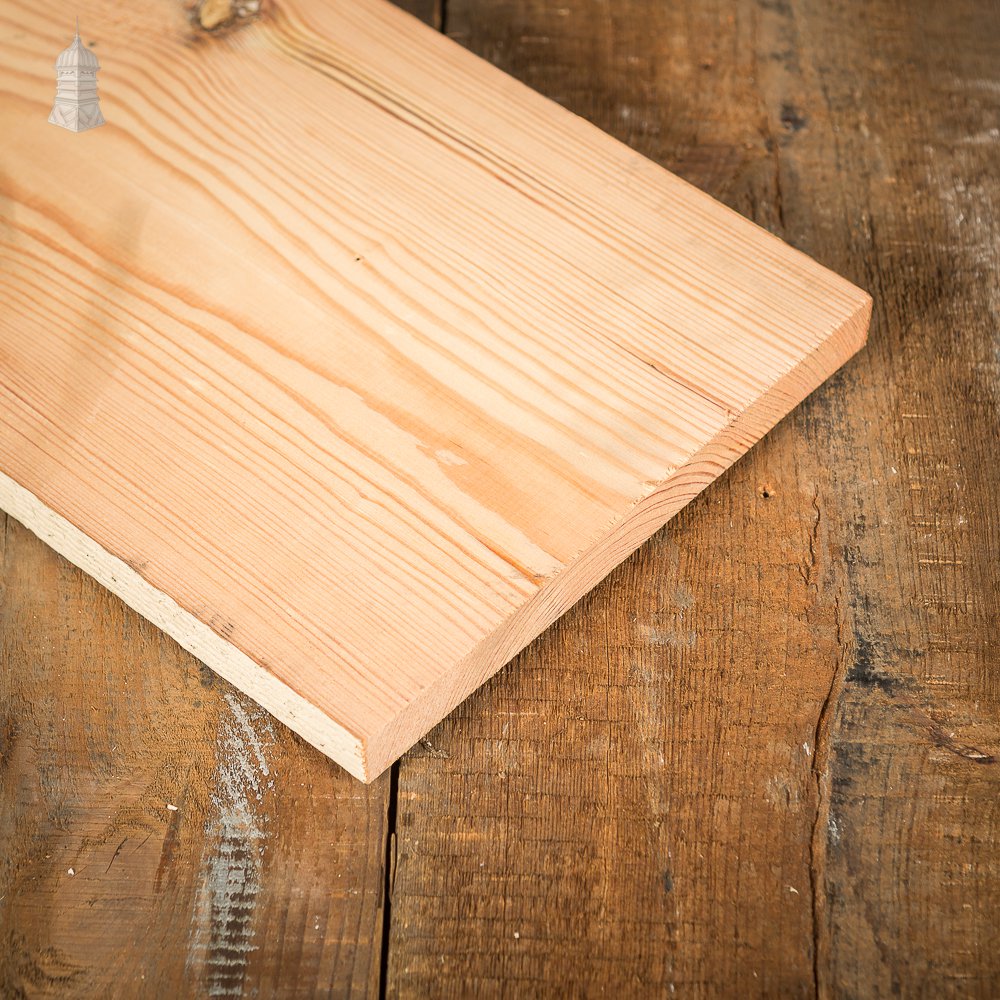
377, 761, 400, 1000
808, 592, 847, 1000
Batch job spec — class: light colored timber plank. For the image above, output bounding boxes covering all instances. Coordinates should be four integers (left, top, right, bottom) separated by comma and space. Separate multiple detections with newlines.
0, 466, 367, 780
0, 0, 870, 781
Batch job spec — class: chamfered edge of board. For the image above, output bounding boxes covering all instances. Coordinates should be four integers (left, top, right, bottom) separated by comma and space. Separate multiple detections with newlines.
360, 292, 873, 778
0, 293, 871, 782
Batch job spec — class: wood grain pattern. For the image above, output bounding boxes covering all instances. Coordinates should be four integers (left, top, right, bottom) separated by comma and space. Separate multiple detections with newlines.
384, 0, 1000, 996
5, 0, 997, 997
0, 0, 868, 780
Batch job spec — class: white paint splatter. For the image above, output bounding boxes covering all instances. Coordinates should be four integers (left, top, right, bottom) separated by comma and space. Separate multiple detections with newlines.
187, 694, 276, 997
828, 813, 842, 845
962, 127, 1000, 145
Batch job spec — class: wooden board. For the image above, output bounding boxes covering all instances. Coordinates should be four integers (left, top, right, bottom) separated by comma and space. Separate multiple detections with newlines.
3, 0, 1000, 996
0, 0, 869, 781
383, 1, 1000, 995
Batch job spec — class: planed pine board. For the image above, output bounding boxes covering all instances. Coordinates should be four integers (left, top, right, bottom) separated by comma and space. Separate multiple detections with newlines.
0, 0, 870, 781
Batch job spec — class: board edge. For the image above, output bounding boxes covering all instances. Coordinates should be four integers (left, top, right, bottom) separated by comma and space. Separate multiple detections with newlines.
0, 468, 370, 782
359, 290, 874, 778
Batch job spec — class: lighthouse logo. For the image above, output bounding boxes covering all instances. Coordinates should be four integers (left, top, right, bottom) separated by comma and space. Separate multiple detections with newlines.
49, 19, 105, 132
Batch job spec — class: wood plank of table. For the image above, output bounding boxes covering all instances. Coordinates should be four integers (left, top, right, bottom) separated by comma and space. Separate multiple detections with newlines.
0, 0, 867, 781
3, 0, 998, 996
383, 0, 1000, 996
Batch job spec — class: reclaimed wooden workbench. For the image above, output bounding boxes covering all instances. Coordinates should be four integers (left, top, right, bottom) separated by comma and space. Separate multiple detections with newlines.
1, 0, 998, 996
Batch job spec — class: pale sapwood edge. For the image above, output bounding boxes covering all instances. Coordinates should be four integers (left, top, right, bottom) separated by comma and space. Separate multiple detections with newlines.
0, 467, 368, 781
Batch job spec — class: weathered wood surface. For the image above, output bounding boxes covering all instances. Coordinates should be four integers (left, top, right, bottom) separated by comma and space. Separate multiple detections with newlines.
2, 0, 999, 996
0, 0, 867, 781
